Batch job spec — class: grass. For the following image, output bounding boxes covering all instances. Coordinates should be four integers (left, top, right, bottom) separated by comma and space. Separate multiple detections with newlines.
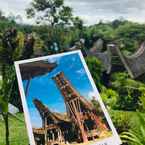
0, 113, 29, 145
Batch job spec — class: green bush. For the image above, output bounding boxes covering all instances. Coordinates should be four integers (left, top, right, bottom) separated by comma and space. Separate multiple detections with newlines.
111, 72, 145, 110
86, 56, 103, 89
100, 87, 119, 109
138, 87, 145, 113
110, 110, 132, 134
121, 113, 145, 145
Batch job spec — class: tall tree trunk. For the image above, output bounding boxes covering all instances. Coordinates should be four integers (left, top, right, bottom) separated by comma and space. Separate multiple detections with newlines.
2, 64, 10, 145
3, 113, 10, 145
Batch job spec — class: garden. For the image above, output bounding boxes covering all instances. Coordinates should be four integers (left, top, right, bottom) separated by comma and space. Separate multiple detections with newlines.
0, 0, 145, 145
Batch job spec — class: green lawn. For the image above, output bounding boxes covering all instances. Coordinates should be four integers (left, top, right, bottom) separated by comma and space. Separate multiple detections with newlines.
0, 113, 29, 145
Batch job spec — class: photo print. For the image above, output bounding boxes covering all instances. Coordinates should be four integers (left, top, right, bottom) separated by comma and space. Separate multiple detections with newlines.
15, 50, 121, 145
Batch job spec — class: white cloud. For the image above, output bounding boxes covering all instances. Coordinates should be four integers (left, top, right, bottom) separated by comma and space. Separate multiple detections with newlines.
76, 68, 85, 76
47, 57, 59, 64
87, 91, 98, 100
0, 0, 33, 24
65, 0, 145, 25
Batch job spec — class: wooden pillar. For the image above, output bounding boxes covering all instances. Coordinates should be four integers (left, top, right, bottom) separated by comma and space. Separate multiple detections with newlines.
71, 101, 88, 142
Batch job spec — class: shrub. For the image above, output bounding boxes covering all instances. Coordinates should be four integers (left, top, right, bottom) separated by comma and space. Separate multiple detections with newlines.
110, 110, 132, 134
111, 72, 145, 111
138, 87, 145, 113
86, 56, 103, 90
100, 87, 118, 109
121, 113, 145, 145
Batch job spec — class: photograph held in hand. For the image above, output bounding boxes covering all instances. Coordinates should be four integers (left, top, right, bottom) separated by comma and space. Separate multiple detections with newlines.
15, 50, 121, 145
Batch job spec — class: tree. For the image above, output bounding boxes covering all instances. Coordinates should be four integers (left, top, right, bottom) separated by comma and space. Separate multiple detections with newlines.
0, 10, 3, 19
0, 10, 6, 20
71, 16, 84, 39
115, 22, 145, 53
73, 17, 83, 30
0, 28, 18, 145
26, 0, 73, 26
0, 28, 35, 145
111, 19, 126, 29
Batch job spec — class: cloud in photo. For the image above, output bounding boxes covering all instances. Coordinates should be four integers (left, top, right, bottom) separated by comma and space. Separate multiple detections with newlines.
87, 91, 99, 100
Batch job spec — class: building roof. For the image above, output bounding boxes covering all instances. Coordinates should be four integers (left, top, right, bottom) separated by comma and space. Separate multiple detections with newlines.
33, 99, 70, 123
19, 61, 57, 80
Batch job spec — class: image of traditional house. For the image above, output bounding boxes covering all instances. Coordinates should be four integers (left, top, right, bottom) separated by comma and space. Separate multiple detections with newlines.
33, 99, 73, 145
19, 52, 112, 145
32, 72, 111, 145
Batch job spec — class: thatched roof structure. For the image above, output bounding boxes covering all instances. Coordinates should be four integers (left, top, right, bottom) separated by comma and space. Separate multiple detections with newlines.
33, 99, 70, 123
19, 61, 57, 80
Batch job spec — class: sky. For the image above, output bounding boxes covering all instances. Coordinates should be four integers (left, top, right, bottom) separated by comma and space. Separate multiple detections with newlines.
22, 53, 97, 128
0, 0, 145, 25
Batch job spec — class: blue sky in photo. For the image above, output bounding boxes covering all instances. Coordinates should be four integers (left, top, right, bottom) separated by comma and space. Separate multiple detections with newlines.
22, 53, 96, 128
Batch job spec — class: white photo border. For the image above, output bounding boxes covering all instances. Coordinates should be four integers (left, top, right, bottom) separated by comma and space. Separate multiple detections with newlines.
14, 50, 122, 145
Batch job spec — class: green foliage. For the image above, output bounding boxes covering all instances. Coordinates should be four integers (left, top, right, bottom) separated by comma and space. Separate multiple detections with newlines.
1, 12, 145, 145
0, 29, 19, 114
0, 67, 15, 113
110, 110, 132, 134
85, 23, 115, 41
0, 66, 16, 145
72, 17, 84, 30
86, 56, 102, 89
26, 0, 73, 26
111, 72, 145, 110
100, 87, 118, 109
33, 32, 45, 55
139, 96, 145, 113
138, 87, 145, 112
0, 28, 17, 64
121, 113, 145, 145
115, 22, 145, 53
0, 28, 35, 145
83, 20, 145, 54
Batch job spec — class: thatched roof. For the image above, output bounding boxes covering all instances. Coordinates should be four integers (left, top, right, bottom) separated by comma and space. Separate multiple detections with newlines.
19, 61, 57, 80
33, 99, 70, 123
53, 112, 70, 122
